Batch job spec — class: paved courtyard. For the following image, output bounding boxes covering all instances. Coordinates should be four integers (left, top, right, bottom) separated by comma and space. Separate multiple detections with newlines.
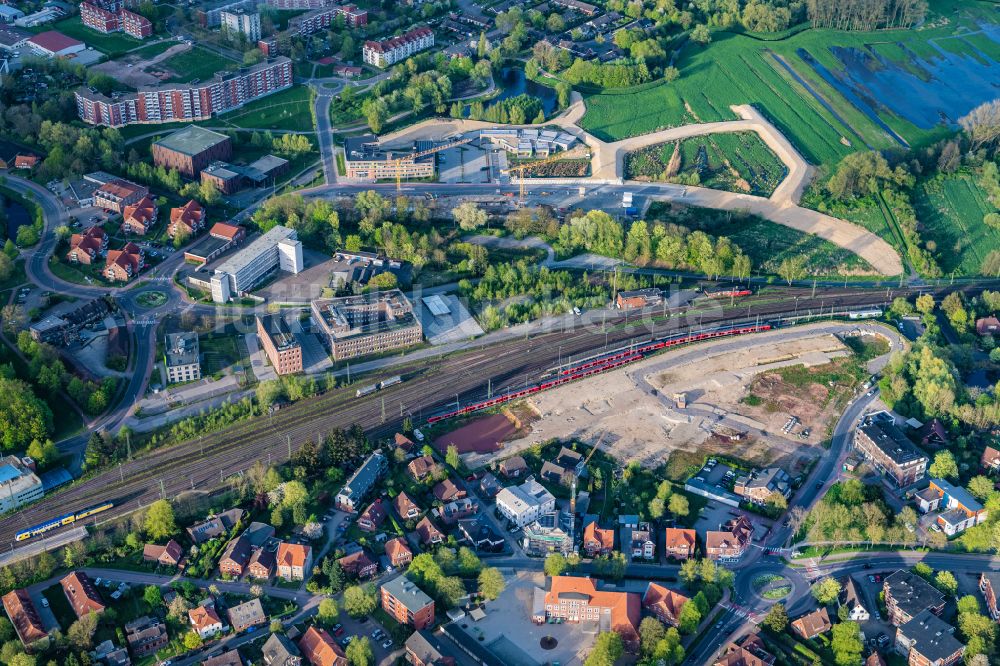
438, 144, 491, 184
450, 571, 596, 666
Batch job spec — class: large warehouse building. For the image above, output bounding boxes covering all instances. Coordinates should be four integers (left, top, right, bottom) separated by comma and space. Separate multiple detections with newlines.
152, 125, 233, 178
210, 225, 302, 303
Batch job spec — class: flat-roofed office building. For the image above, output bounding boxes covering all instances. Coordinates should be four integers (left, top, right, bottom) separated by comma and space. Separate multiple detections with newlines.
311, 290, 422, 361
256, 314, 302, 375
212, 225, 302, 302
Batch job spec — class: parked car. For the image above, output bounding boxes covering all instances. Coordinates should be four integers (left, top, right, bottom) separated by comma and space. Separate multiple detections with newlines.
382, 639, 393, 650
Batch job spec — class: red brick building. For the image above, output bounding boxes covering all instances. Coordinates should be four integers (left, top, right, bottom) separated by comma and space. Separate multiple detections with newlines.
380, 577, 435, 630
256, 314, 303, 375
121, 195, 157, 235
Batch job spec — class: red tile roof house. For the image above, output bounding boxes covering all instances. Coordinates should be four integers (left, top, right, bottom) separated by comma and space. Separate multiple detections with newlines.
982, 446, 1000, 473
499, 456, 527, 478
790, 607, 832, 640
393, 491, 422, 521
385, 537, 413, 569
277, 543, 313, 581
705, 515, 754, 562
61, 571, 106, 619
142, 538, 183, 567
66, 226, 108, 265
582, 521, 615, 557
977, 316, 1000, 336
168, 200, 205, 239
189, 603, 224, 639
438, 497, 478, 524
338, 550, 377, 579
533, 576, 640, 651
103, 242, 143, 282
643, 582, 689, 627
120, 195, 157, 235
299, 625, 347, 666
394, 433, 415, 452
219, 536, 252, 578
407, 455, 441, 481
433, 478, 466, 503
415, 517, 444, 546
13, 154, 38, 170
358, 499, 388, 532
664, 528, 697, 560
2, 589, 47, 647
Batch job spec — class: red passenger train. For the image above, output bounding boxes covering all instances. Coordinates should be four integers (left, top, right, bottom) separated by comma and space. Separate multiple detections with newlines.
426, 323, 771, 424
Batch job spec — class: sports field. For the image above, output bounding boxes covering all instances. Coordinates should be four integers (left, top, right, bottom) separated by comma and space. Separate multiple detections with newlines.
163, 46, 237, 83
914, 173, 998, 276
581, 0, 996, 167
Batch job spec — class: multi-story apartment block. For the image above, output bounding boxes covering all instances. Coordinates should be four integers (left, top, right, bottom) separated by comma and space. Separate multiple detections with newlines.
914, 478, 988, 535
164, 332, 201, 384
276, 543, 312, 581
854, 416, 929, 487
884, 570, 946, 626
335, 450, 388, 512
288, 3, 366, 36
220, 9, 260, 40
94, 178, 149, 213
75, 57, 293, 128
311, 290, 422, 361
81, 2, 151, 38
895, 610, 964, 666
61, 571, 106, 619
363, 26, 434, 68
103, 242, 144, 282
496, 476, 556, 528
256, 314, 303, 375
120, 9, 152, 37
121, 194, 157, 235
380, 577, 435, 630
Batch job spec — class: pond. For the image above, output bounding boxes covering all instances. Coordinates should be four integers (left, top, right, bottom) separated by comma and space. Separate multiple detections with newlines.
493, 67, 559, 116
3, 197, 30, 241
797, 25, 1000, 139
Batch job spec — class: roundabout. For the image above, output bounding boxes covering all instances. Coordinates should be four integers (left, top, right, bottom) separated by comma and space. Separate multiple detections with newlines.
752, 573, 792, 601
134, 289, 168, 308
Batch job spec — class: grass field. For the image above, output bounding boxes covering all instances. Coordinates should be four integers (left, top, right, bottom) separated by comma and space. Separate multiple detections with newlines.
214, 85, 315, 131
625, 132, 786, 196
646, 202, 878, 276
580, 0, 995, 167
41, 17, 144, 57
200, 334, 248, 375
913, 172, 998, 275
126, 39, 180, 61
163, 46, 238, 83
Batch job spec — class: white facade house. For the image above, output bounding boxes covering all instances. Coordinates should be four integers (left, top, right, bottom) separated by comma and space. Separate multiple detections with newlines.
495, 476, 556, 528
212, 225, 301, 302
220, 9, 261, 41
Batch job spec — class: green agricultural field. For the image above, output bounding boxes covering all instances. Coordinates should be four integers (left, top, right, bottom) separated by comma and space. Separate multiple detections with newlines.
215, 85, 315, 131
43, 17, 143, 57
625, 132, 786, 196
163, 46, 238, 83
914, 173, 999, 276
580, 0, 996, 167
646, 202, 878, 277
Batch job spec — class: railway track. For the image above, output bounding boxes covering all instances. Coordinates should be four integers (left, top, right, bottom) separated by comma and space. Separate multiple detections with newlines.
0, 284, 970, 548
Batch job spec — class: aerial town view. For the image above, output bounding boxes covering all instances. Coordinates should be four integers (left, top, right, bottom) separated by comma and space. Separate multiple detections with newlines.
0, 0, 999, 664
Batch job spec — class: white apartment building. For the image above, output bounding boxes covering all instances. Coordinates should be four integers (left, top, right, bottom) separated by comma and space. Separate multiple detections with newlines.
164, 332, 201, 384
220, 9, 261, 41
362, 26, 434, 68
495, 476, 556, 528
0, 456, 44, 513
212, 225, 302, 302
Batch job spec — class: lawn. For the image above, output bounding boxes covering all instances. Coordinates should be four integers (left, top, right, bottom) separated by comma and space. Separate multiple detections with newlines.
645, 202, 879, 277
200, 333, 248, 375
214, 85, 315, 131
41, 584, 75, 631
127, 39, 181, 61
41, 17, 144, 57
163, 46, 238, 83
579, 1, 997, 167
913, 172, 999, 276
625, 131, 787, 197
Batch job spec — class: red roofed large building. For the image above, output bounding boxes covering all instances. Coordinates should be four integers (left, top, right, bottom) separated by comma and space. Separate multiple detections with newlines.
664, 527, 697, 560
66, 225, 108, 265
121, 195, 157, 235
103, 242, 144, 282
60, 571, 106, 618
27, 31, 85, 57
168, 200, 206, 239
363, 26, 433, 68
276, 542, 312, 581
94, 179, 148, 213
705, 516, 753, 562
642, 582, 689, 627
2, 589, 47, 647
582, 521, 614, 557
533, 576, 640, 650
81, 2, 151, 38
299, 625, 347, 666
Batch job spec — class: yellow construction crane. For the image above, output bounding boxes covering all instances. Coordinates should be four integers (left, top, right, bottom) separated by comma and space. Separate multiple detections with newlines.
501, 154, 568, 202
390, 137, 473, 192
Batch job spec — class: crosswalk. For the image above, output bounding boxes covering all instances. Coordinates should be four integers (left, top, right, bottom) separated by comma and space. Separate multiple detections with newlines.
720, 601, 761, 624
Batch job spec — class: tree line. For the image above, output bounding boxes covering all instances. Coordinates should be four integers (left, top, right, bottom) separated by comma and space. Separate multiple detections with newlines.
805, 0, 927, 30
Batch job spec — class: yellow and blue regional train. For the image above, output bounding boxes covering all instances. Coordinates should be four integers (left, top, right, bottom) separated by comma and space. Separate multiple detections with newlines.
15, 502, 114, 542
